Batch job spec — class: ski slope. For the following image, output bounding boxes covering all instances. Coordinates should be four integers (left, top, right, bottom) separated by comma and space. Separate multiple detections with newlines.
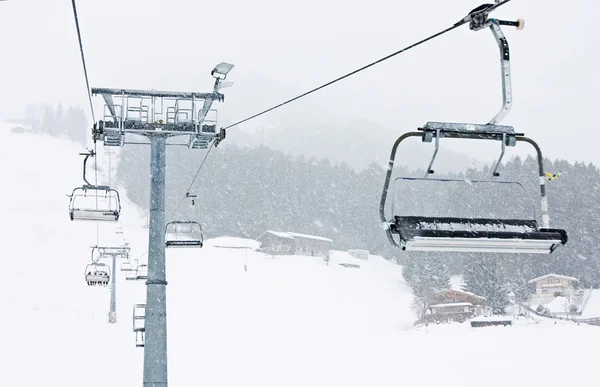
2, 125, 600, 387
581, 289, 600, 318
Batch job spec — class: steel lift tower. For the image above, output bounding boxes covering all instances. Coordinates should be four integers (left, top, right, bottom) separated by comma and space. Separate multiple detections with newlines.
90, 62, 234, 387
96, 245, 132, 323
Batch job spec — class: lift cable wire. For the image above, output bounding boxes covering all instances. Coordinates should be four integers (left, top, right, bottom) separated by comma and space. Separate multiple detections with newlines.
169, 142, 215, 222
94, 141, 100, 246
70, 0, 96, 124
222, 0, 512, 131
71, 0, 101, 245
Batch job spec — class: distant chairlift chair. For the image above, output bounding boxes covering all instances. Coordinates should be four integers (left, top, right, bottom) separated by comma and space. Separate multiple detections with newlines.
165, 221, 204, 248
85, 262, 111, 286
126, 264, 148, 281
165, 193, 204, 248
379, 6, 567, 254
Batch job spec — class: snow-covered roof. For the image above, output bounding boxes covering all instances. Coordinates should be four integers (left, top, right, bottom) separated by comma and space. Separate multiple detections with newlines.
257, 230, 333, 242
258, 230, 296, 240
430, 302, 473, 308
528, 274, 579, 284
286, 232, 333, 242
433, 289, 486, 300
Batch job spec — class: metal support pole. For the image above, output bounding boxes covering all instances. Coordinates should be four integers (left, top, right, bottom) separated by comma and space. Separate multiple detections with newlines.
143, 134, 168, 387
516, 136, 550, 228
109, 254, 117, 323
488, 21, 512, 125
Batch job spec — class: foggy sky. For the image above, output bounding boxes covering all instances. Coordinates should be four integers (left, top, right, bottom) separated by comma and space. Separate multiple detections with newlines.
1, 0, 598, 166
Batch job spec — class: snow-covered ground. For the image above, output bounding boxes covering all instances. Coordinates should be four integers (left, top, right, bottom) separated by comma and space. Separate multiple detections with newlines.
2, 125, 600, 387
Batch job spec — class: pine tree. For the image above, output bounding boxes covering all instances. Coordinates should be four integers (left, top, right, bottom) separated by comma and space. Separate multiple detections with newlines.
428, 255, 451, 292
463, 256, 509, 315
41, 105, 56, 136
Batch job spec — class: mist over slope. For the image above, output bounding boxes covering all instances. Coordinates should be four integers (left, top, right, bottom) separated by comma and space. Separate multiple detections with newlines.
216, 69, 478, 172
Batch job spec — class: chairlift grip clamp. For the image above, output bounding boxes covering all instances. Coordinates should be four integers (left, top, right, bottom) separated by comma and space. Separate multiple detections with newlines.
214, 127, 227, 147
146, 280, 168, 285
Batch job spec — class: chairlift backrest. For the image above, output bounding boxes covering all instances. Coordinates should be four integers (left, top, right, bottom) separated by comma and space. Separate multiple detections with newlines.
391, 177, 536, 221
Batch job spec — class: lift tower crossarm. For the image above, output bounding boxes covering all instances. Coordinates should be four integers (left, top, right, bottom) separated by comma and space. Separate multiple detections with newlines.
91, 88, 224, 101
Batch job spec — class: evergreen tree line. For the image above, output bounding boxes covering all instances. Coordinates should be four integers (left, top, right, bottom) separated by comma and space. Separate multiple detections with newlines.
115, 142, 600, 298
23, 103, 88, 145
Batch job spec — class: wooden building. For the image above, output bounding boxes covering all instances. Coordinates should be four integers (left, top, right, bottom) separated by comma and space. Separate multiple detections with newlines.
423, 289, 486, 323
257, 230, 333, 258
528, 273, 579, 305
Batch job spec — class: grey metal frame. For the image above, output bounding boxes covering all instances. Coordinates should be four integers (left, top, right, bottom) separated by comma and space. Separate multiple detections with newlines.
92, 68, 230, 150
165, 193, 203, 248
378, 8, 563, 251
165, 220, 204, 248
126, 263, 149, 281
133, 304, 146, 348
69, 150, 122, 221
379, 131, 552, 249
89, 62, 233, 387
94, 245, 131, 323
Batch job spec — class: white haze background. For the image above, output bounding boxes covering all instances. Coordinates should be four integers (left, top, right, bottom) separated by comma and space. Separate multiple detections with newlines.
0, 0, 598, 168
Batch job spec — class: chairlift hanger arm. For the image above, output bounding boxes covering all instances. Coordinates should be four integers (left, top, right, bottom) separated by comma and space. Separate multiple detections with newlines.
79, 150, 95, 186
515, 136, 550, 228
460, 2, 524, 125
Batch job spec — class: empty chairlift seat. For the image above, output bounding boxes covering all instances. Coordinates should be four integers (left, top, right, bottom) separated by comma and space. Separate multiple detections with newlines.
126, 264, 148, 281
165, 221, 203, 248
391, 216, 567, 254
69, 185, 121, 221
385, 177, 567, 254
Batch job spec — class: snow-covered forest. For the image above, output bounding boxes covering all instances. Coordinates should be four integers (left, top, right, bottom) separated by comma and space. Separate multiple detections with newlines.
114, 140, 600, 289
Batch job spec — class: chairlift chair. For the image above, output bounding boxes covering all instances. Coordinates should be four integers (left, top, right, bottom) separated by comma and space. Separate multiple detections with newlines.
165, 221, 204, 248
379, 6, 567, 254
133, 304, 146, 347
121, 261, 136, 272
68, 150, 122, 222
126, 264, 148, 281
85, 263, 111, 286
165, 194, 204, 248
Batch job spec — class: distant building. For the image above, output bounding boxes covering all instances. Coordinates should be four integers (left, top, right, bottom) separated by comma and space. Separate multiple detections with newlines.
257, 230, 333, 258
528, 274, 579, 305
348, 249, 369, 260
423, 289, 486, 323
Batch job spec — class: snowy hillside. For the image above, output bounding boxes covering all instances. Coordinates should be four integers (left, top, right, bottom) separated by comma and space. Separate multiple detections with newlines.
2, 124, 600, 387
581, 289, 600, 318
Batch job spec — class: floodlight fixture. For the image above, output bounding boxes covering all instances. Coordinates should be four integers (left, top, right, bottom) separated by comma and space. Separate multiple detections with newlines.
212, 62, 235, 80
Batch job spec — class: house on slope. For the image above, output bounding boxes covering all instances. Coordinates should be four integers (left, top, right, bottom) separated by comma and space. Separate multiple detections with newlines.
257, 230, 333, 257
528, 273, 580, 306
423, 289, 486, 323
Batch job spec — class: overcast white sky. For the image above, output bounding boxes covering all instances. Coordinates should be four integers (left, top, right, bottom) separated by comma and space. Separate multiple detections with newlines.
1, 0, 598, 165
